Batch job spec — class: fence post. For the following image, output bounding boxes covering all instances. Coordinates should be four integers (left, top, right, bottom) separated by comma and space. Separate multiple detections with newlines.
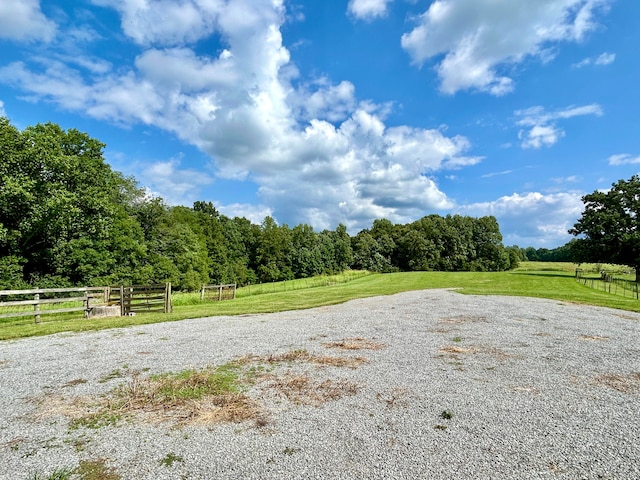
165, 282, 172, 313
200, 284, 205, 301
84, 289, 90, 318
119, 286, 125, 316
34, 293, 40, 324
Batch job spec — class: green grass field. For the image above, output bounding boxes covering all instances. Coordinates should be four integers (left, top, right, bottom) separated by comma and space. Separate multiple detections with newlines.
1, 262, 638, 341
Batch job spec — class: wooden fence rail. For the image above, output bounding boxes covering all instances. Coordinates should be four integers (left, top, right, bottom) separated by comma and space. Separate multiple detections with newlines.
201, 284, 237, 302
0, 287, 108, 323
109, 283, 172, 315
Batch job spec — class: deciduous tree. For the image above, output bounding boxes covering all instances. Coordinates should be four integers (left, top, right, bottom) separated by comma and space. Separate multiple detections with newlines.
570, 176, 640, 281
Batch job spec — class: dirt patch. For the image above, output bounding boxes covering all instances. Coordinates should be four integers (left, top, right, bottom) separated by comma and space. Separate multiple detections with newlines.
376, 387, 411, 409
267, 373, 359, 406
579, 335, 610, 341
439, 315, 487, 324
240, 349, 367, 369
593, 373, 640, 394
439, 344, 515, 361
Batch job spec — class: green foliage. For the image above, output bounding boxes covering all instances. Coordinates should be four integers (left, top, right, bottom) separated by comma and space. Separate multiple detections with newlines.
571, 175, 640, 280
1, 118, 512, 292
160, 453, 184, 467
31, 468, 75, 480
150, 363, 243, 401
0, 118, 147, 287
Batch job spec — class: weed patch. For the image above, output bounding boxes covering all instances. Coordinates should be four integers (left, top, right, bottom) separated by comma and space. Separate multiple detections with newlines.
268, 373, 359, 406
321, 337, 386, 351
241, 349, 367, 369
440, 315, 487, 324
75, 458, 120, 480
160, 452, 184, 467
62, 379, 88, 388
44, 347, 368, 429
440, 410, 454, 420
440, 345, 478, 356
31, 467, 75, 480
98, 369, 126, 383
439, 344, 515, 361
376, 388, 410, 409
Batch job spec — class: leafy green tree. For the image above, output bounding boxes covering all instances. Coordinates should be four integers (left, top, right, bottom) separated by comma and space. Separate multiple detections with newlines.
470, 216, 508, 271
291, 224, 323, 277
141, 206, 211, 290
255, 216, 294, 282
332, 224, 354, 271
0, 118, 146, 286
570, 176, 640, 281
395, 227, 438, 271
222, 216, 258, 285
351, 230, 395, 272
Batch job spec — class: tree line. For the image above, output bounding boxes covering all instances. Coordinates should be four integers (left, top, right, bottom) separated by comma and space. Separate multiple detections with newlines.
0, 119, 517, 290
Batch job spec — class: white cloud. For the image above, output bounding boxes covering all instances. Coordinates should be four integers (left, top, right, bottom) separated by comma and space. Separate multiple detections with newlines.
1, 0, 482, 233
348, 0, 394, 19
515, 104, 603, 149
609, 154, 640, 166
91, 0, 222, 46
136, 157, 216, 206
401, 0, 611, 95
459, 191, 584, 246
289, 79, 357, 123
218, 203, 273, 224
481, 170, 513, 179
573, 51, 616, 67
519, 125, 565, 149
0, 100, 6, 117
0, 0, 56, 42
595, 52, 616, 65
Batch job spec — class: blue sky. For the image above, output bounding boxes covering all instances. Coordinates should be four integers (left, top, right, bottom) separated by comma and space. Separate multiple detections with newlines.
1, 0, 639, 247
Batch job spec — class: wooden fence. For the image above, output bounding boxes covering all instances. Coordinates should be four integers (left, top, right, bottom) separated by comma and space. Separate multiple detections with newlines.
575, 269, 639, 299
108, 283, 173, 315
0, 287, 108, 323
201, 283, 236, 302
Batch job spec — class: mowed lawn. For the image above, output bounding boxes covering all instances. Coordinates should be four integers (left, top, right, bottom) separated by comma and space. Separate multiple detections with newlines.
1, 262, 638, 341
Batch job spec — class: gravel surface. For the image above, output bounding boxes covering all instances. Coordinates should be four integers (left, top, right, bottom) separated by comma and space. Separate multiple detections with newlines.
1, 289, 640, 479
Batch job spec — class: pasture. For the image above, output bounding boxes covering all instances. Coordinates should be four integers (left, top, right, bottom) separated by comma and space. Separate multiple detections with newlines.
1, 262, 638, 341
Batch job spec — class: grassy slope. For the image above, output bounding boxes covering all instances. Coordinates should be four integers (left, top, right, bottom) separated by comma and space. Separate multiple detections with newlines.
1, 263, 638, 341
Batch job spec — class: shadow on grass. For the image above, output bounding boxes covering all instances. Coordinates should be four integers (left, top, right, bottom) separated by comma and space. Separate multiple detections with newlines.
510, 272, 574, 279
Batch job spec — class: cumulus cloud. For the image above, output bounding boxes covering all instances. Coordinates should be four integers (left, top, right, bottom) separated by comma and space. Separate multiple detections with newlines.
401, 0, 611, 95
91, 0, 220, 46
136, 157, 216, 206
459, 191, 584, 246
0, 0, 56, 42
608, 154, 640, 166
515, 104, 603, 149
0, 0, 479, 232
289, 79, 357, 123
348, 0, 394, 19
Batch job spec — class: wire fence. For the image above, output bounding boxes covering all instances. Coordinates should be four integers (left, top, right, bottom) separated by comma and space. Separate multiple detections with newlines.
575, 269, 639, 299
236, 271, 371, 298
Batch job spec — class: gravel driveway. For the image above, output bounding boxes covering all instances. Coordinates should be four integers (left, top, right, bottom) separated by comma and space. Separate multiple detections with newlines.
1, 289, 640, 479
